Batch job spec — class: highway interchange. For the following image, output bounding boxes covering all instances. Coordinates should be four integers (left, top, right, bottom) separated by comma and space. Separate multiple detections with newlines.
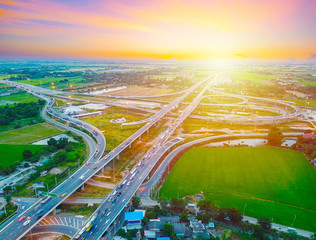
0, 75, 209, 240
0, 73, 312, 239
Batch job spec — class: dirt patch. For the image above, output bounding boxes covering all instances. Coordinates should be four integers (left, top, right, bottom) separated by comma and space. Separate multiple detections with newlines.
49, 167, 62, 174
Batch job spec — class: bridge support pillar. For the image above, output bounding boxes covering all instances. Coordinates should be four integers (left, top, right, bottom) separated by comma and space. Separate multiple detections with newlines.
81, 184, 85, 191
138, 124, 139, 128
121, 125, 123, 130
147, 129, 149, 134
129, 144, 131, 149
117, 154, 120, 160
139, 136, 141, 141
102, 167, 105, 173
53, 208, 56, 215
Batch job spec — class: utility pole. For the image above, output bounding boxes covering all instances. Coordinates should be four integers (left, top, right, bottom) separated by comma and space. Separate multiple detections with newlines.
55, 176, 57, 186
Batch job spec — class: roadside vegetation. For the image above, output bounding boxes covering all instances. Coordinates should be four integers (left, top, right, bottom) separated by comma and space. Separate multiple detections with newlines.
0, 99, 45, 132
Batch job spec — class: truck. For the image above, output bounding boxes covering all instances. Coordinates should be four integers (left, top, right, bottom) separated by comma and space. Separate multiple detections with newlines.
79, 175, 85, 181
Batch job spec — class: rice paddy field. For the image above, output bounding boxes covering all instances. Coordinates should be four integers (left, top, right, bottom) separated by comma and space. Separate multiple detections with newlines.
159, 146, 316, 232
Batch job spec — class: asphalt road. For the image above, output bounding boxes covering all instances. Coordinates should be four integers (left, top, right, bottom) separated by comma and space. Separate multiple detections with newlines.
0, 75, 207, 239
74, 74, 216, 240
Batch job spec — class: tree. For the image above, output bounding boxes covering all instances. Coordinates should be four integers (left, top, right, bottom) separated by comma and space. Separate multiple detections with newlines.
196, 212, 211, 223
226, 207, 242, 224
180, 212, 188, 222
3, 186, 12, 195
23, 150, 33, 159
258, 217, 272, 233
132, 196, 141, 208
23, 162, 30, 168
57, 138, 68, 149
253, 224, 265, 239
162, 223, 174, 237
170, 198, 187, 212
197, 200, 212, 212
5, 195, 12, 205
38, 99, 46, 106
267, 126, 283, 146
48, 138, 57, 147
158, 197, 169, 208
146, 210, 157, 219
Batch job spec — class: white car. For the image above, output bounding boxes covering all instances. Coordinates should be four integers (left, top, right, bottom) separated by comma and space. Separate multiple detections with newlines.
23, 220, 30, 226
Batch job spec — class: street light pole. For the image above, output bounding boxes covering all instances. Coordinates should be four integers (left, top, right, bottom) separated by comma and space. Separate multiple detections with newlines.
243, 203, 247, 217
27, 217, 33, 240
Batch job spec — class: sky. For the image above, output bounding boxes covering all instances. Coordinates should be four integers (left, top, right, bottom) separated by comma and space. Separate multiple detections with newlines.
0, 0, 316, 60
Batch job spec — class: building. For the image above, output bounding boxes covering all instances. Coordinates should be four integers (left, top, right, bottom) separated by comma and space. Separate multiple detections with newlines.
124, 211, 144, 230
173, 223, 186, 237
190, 219, 205, 236
144, 230, 156, 239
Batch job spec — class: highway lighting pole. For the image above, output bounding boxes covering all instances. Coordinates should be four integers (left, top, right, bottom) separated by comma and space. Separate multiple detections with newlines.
291, 215, 296, 226
243, 203, 247, 217
27, 217, 33, 240
55, 176, 57, 186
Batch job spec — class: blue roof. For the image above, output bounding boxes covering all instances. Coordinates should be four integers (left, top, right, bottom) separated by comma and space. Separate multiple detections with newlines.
125, 212, 144, 221
157, 238, 170, 240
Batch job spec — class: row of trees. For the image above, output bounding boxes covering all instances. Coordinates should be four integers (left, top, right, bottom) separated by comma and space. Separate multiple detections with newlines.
0, 100, 45, 126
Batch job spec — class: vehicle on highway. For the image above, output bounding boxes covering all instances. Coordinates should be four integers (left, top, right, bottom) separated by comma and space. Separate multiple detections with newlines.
86, 163, 90, 166
23, 220, 30, 226
36, 215, 43, 220
79, 175, 85, 181
116, 192, 121, 196
41, 196, 51, 204
121, 146, 124, 149
86, 223, 93, 232
36, 209, 43, 215
111, 198, 116, 203
21, 206, 25, 210
61, 193, 67, 198
18, 216, 26, 222
33, 205, 41, 212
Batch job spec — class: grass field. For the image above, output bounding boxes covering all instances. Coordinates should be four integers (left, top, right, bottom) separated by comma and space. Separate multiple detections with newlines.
159, 147, 316, 231
301, 80, 316, 86
0, 123, 63, 144
0, 91, 39, 104
229, 71, 275, 85
0, 144, 45, 167
82, 108, 144, 150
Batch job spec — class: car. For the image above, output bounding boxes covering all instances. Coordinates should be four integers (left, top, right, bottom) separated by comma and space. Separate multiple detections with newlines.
116, 192, 121, 196
61, 193, 67, 198
21, 206, 25, 210
36, 209, 43, 215
36, 215, 43, 220
121, 146, 124, 149
23, 220, 30, 226
19, 216, 26, 222
86, 163, 90, 166
93, 167, 97, 170
98, 143, 101, 146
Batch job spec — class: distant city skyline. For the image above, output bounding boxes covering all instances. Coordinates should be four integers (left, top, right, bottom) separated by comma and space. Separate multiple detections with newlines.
0, 0, 316, 60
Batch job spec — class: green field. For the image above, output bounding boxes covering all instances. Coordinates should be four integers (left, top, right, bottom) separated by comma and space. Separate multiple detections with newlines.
0, 123, 63, 144
160, 147, 316, 231
0, 91, 39, 104
301, 80, 316, 86
230, 71, 275, 85
83, 108, 144, 150
19, 76, 87, 89
0, 144, 45, 167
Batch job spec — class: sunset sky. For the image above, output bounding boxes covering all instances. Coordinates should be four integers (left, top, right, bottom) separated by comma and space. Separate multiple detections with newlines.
0, 0, 316, 60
